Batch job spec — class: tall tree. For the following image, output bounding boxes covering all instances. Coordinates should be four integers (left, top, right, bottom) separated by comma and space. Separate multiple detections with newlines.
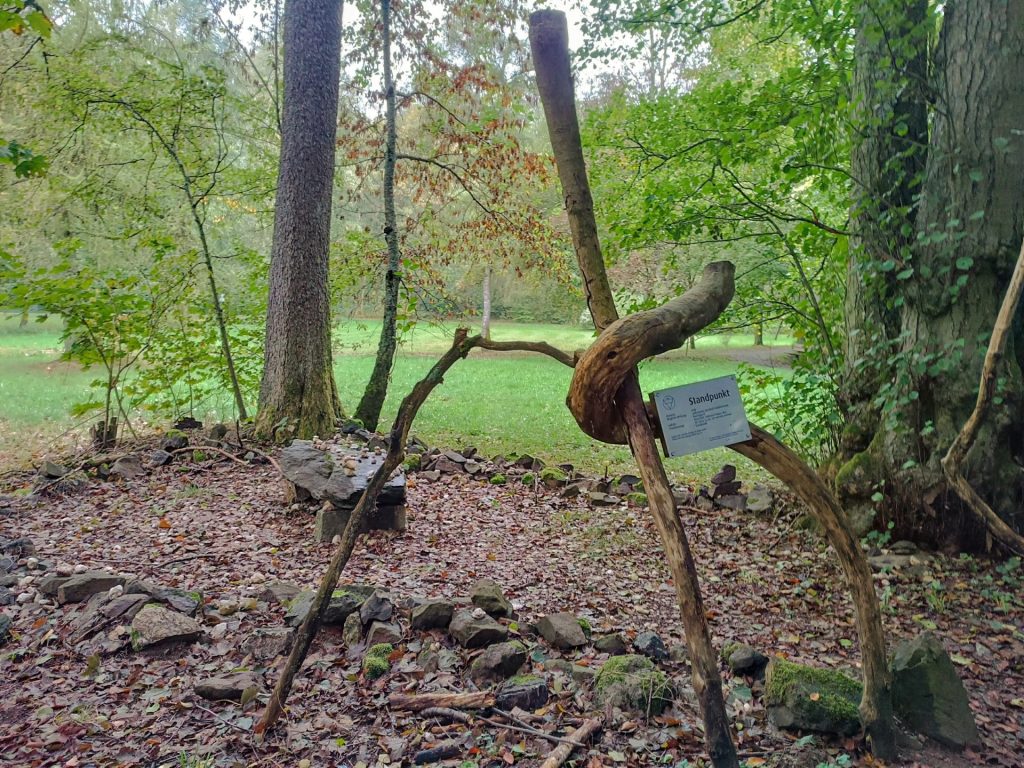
255, 0, 344, 440
839, 0, 1024, 550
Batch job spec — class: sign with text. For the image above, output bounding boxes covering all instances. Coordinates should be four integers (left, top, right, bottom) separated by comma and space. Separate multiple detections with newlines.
650, 375, 751, 457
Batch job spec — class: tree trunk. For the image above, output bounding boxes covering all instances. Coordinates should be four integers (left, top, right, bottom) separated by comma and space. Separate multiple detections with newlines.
481, 264, 492, 340
840, 1, 1024, 549
255, 0, 343, 441
354, 0, 400, 433
753, 322, 763, 346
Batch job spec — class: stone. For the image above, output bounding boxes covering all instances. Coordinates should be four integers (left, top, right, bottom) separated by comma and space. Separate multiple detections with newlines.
366, 621, 402, 646
314, 501, 407, 542
161, 431, 189, 451
284, 591, 315, 627
150, 449, 174, 467
38, 573, 71, 597
724, 643, 768, 676
285, 585, 376, 627
594, 633, 629, 655
891, 632, 980, 748
0, 556, 14, 574
711, 465, 737, 485
0, 614, 11, 645
443, 450, 467, 463
57, 572, 127, 604
41, 460, 69, 479
195, 673, 260, 702
0, 538, 35, 557
765, 658, 861, 736
470, 641, 527, 682
495, 675, 549, 711
890, 540, 919, 555
130, 604, 202, 650
634, 631, 669, 662
110, 455, 145, 480
418, 471, 441, 482
410, 599, 456, 630
241, 627, 294, 661
209, 423, 229, 440
449, 609, 508, 648
259, 581, 302, 606
588, 492, 620, 507
746, 484, 773, 513
595, 655, 673, 716
360, 590, 394, 625
536, 612, 588, 649
669, 643, 690, 663
431, 456, 463, 474
160, 588, 202, 617
544, 659, 596, 684
0, 587, 13, 606
470, 578, 513, 618
716, 494, 747, 512
342, 612, 362, 647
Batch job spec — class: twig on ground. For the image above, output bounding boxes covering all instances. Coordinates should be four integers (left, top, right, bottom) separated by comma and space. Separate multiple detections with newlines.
537, 715, 603, 768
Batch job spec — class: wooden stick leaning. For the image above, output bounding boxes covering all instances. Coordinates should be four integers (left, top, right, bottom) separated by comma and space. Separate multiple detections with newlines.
258, 330, 480, 732
941, 235, 1024, 556
538, 716, 604, 768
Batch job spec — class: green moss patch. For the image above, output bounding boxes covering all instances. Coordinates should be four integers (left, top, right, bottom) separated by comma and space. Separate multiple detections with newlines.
764, 658, 862, 736
595, 654, 672, 716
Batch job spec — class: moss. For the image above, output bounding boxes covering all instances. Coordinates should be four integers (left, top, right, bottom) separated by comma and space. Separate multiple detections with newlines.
540, 467, 567, 482
577, 617, 592, 639
521, 473, 535, 484
625, 492, 648, 506
403, 454, 421, 471
595, 654, 672, 715
367, 643, 394, 659
129, 628, 142, 652
765, 658, 862, 725
362, 655, 389, 679
165, 429, 186, 439
489, 473, 507, 485
506, 673, 543, 686
834, 433, 885, 498
720, 641, 741, 663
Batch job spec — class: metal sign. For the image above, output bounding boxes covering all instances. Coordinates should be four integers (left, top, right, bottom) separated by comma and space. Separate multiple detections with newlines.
650, 375, 751, 457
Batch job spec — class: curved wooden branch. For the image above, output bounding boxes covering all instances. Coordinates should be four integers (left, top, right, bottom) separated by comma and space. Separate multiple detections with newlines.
729, 426, 894, 756
941, 235, 1024, 556
474, 338, 576, 368
567, 261, 735, 444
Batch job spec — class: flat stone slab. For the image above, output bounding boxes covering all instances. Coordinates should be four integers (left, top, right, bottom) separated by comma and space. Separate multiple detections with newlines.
281, 441, 406, 508
58, 572, 127, 604
130, 604, 202, 650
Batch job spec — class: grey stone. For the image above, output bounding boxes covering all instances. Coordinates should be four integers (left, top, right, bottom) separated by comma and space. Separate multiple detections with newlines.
418, 471, 441, 482
495, 676, 548, 711
0, 614, 11, 645
725, 643, 768, 675
443, 450, 467, 463
241, 627, 294, 661
110, 455, 145, 480
150, 450, 174, 467
595, 655, 673, 716
431, 456, 463, 474
765, 658, 861, 736
360, 590, 394, 625
285, 585, 376, 627
259, 581, 302, 606
0, 556, 14, 574
890, 540, 919, 555
159, 588, 202, 617
891, 632, 980, 749
470, 578, 513, 618
470, 641, 527, 682
366, 621, 402, 646
536, 612, 588, 650
130, 604, 202, 650
0, 538, 35, 557
746, 484, 773, 513
544, 659, 596, 684
594, 633, 629, 655
669, 643, 690, 663
449, 609, 508, 648
161, 433, 189, 451
342, 612, 362, 648
0, 587, 13, 606
314, 502, 407, 542
284, 590, 315, 627
195, 672, 260, 702
588, 492, 620, 507
716, 494, 747, 512
41, 460, 69, 479
634, 631, 669, 662
410, 599, 456, 630
57, 572, 126, 604
38, 573, 71, 597
209, 423, 229, 440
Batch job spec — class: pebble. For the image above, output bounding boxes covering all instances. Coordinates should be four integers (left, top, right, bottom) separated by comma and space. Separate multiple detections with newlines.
74, 564, 89, 574
26, 557, 39, 570
17, 592, 32, 604
471, 607, 486, 619
108, 585, 123, 598
56, 564, 73, 577
18, 576, 33, 588
209, 622, 228, 640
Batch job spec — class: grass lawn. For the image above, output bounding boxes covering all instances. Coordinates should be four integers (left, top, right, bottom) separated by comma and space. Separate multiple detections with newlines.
0, 315, 795, 482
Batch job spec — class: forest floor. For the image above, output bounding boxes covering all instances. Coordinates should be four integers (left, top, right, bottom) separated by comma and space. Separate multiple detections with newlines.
1, 446, 1022, 768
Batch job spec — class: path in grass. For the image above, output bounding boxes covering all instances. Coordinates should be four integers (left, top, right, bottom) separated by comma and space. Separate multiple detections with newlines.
0, 316, 797, 480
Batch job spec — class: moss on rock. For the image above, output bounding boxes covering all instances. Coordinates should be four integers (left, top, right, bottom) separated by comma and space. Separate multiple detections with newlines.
764, 658, 862, 736
363, 655, 389, 679
489, 474, 507, 485
595, 654, 672, 716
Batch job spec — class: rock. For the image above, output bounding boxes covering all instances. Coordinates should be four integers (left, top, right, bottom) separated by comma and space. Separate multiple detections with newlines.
41, 460, 69, 479
588, 492, 620, 507
544, 659, 596, 684
495, 675, 549, 711
724, 643, 768, 676
716, 494, 747, 511
891, 632, 980, 748
594, 633, 629, 655
0, 614, 11, 645
890, 540, 919, 555
0, 587, 13, 606
443, 450, 467, 464
57, 571, 127, 604
764, 658, 861, 736
449, 609, 508, 648
285, 585, 376, 627
366, 621, 402, 646
470, 578, 513, 618
0, 556, 14, 574
130, 604, 202, 650
284, 591, 315, 627
209, 423, 229, 440
195, 673, 260, 702
595, 655, 673, 716
360, 590, 394, 625
241, 628, 294, 661
160, 588, 202, 617
342, 612, 362, 647
110, 455, 145, 480
671, 486, 695, 506
259, 581, 302, 606
464, 461, 483, 475
470, 641, 527, 682
0, 538, 35, 557
150, 449, 174, 467
431, 456, 462, 474
418, 470, 441, 482
668, 643, 689, 663
633, 631, 669, 662
161, 431, 189, 451
38, 573, 71, 597
536, 612, 588, 649
746, 484, 773, 513
410, 599, 456, 630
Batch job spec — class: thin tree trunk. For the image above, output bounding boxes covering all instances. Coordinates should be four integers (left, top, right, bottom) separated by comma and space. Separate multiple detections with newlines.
529, 12, 739, 767
255, 0, 343, 441
355, 0, 400, 433
481, 264, 492, 340
753, 322, 763, 346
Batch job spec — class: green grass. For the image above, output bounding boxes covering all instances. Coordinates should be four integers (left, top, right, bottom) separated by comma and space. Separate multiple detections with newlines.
0, 315, 795, 481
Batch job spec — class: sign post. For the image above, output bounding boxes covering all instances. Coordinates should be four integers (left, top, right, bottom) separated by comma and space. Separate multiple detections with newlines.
650, 375, 751, 458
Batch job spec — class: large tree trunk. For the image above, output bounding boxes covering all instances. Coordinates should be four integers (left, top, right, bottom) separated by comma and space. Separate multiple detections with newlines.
840, 1, 1024, 548
354, 0, 400, 433
255, 0, 343, 441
